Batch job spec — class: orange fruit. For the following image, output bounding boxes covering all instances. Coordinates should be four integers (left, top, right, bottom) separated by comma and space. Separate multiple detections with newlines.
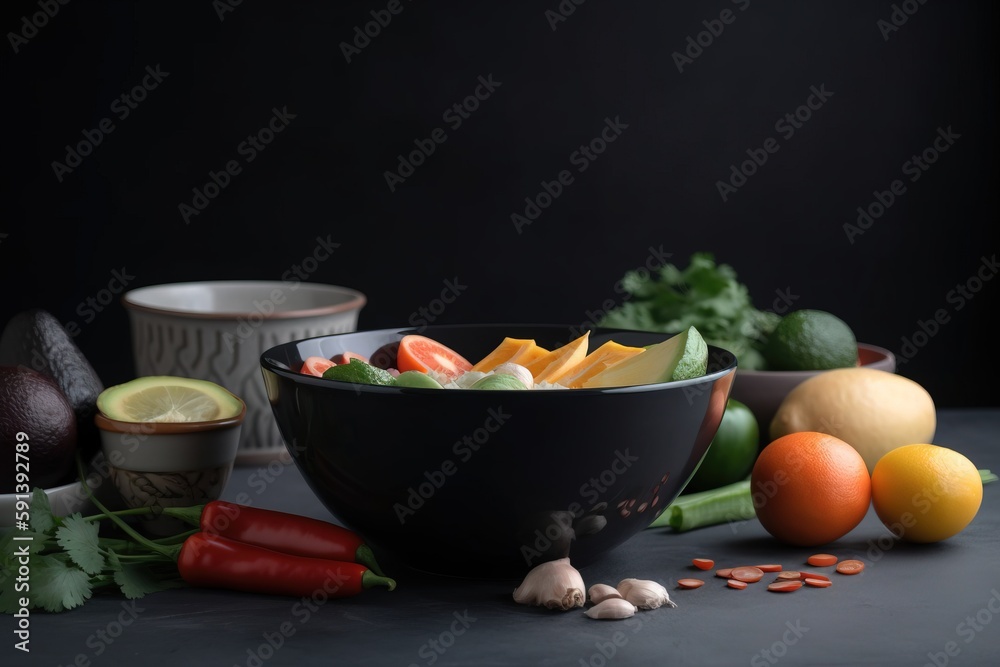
871, 444, 982, 543
751, 432, 871, 546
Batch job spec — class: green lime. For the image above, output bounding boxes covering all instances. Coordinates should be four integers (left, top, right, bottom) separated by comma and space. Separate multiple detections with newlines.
762, 309, 857, 371
97, 376, 243, 422
394, 370, 444, 389
322, 359, 397, 386
470, 374, 527, 390
684, 399, 759, 493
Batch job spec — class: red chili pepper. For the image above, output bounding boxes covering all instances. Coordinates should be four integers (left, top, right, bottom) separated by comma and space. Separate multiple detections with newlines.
177, 533, 396, 597
199, 500, 387, 576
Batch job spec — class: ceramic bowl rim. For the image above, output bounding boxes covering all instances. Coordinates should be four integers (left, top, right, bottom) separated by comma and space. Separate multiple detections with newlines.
260, 323, 739, 395
122, 280, 367, 321
94, 400, 247, 434
735, 342, 895, 379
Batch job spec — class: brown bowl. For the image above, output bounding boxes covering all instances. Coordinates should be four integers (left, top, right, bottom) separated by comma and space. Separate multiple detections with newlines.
730, 343, 896, 446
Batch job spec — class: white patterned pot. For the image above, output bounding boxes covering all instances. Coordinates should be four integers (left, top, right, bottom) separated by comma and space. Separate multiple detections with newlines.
122, 281, 365, 464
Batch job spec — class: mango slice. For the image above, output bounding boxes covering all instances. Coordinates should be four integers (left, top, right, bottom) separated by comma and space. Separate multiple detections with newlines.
471, 338, 536, 372
557, 340, 646, 388
525, 332, 591, 384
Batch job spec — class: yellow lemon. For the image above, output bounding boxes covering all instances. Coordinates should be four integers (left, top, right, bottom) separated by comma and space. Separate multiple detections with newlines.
871, 444, 983, 543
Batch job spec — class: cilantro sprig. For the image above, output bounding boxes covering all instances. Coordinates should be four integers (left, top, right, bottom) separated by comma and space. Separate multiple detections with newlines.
1, 486, 196, 614
598, 252, 779, 370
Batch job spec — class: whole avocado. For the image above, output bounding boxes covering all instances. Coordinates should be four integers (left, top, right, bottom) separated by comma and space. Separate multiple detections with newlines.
0, 366, 78, 492
0, 309, 104, 460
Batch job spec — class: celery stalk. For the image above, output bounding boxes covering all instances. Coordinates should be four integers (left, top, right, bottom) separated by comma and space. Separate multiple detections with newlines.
648, 479, 754, 532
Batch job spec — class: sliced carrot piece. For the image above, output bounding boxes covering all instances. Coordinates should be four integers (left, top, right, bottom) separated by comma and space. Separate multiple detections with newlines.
715, 568, 733, 579
776, 571, 801, 580
754, 564, 783, 573
767, 581, 803, 592
835, 559, 865, 575
799, 571, 830, 582
727, 579, 748, 590
804, 577, 833, 588
806, 553, 838, 567
677, 579, 705, 589
692, 558, 715, 571
730, 566, 764, 583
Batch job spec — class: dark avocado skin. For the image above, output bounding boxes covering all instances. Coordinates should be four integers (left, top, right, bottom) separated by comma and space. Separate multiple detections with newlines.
0, 366, 78, 493
0, 309, 104, 462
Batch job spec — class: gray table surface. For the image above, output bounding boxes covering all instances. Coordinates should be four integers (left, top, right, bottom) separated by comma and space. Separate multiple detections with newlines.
15, 408, 1000, 667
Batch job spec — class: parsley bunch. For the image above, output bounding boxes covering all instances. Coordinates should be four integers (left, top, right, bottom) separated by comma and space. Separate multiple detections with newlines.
598, 252, 779, 370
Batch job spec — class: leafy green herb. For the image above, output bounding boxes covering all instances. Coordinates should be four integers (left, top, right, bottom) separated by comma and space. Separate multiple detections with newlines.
1, 474, 196, 614
599, 252, 778, 370
55, 514, 105, 575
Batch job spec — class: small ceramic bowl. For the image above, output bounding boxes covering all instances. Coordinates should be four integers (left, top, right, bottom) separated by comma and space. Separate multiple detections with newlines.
122, 281, 365, 465
730, 342, 897, 444
95, 400, 245, 534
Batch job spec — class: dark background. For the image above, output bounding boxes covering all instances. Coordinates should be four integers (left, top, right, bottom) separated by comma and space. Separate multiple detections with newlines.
2, 0, 996, 407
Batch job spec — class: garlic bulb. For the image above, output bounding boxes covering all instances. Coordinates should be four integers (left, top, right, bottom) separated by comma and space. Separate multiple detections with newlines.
584, 598, 637, 620
618, 578, 676, 610
493, 362, 534, 389
588, 583, 623, 605
513, 558, 585, 610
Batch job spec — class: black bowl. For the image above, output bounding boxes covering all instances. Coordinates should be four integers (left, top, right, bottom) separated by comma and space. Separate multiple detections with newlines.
260, 324, 737, 578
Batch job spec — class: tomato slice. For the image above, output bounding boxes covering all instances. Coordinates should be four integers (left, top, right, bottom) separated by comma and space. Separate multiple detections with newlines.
301, 356, 336, 377
396, 335, 472, 380
331, 351, 369, 365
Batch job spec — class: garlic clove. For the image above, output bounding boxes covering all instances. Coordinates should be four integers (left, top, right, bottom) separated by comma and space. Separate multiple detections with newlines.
513, 557, 585, 611
588, 583, 623, 605
616, 577, 639, 598
493, 362, 534, 389
622, 578, 676, 610
584, 598, 638, 620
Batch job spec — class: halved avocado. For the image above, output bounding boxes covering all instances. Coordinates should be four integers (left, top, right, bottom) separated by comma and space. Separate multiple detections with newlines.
581, 326, 708, 388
